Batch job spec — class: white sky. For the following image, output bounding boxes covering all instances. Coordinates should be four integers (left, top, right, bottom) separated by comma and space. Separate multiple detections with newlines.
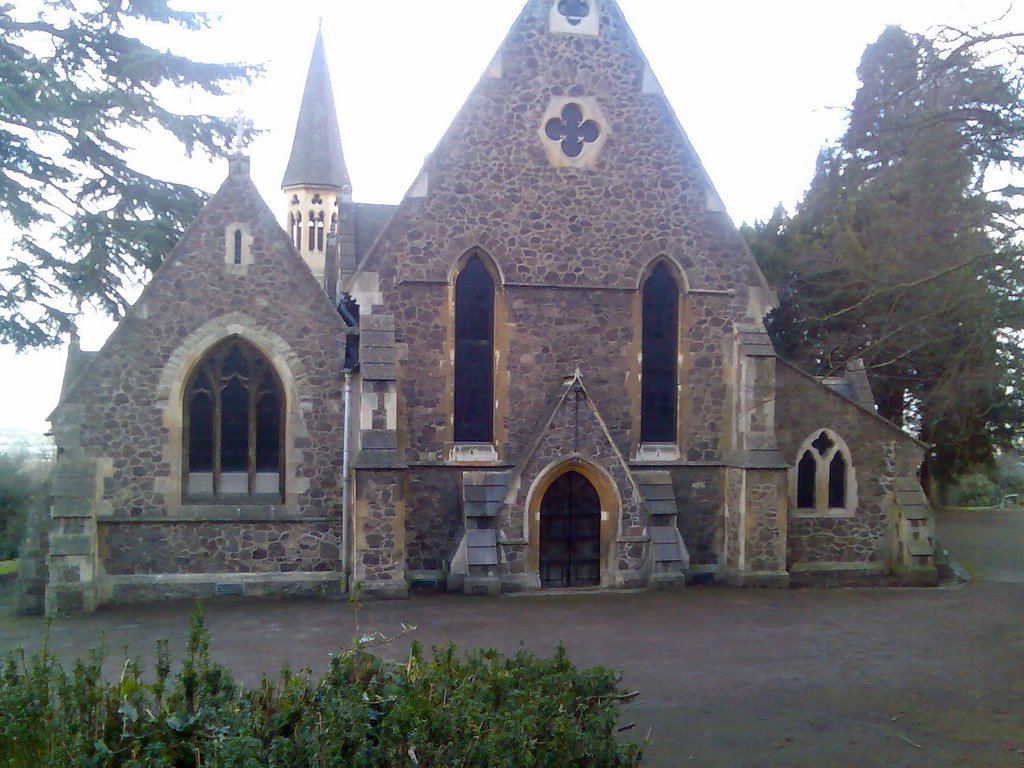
1, 0, 1021, 436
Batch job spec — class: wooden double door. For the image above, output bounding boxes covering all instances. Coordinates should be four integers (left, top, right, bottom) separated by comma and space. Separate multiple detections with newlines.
539, 471, 601, 588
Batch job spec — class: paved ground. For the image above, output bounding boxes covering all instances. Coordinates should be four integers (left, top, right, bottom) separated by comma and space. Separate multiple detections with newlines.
1, 509, 1022, 768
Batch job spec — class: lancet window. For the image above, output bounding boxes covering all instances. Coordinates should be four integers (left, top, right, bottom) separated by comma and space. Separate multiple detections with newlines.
640, 262, 680, 444
795, 430, 855, 515
454, 254, 495, 444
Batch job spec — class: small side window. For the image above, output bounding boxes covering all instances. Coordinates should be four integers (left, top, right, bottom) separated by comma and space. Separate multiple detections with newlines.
791, 430, 856, 516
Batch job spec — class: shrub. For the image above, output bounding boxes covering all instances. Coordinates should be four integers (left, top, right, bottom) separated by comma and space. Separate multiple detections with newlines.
0, 608, 643, 767
948, 472, 999, 508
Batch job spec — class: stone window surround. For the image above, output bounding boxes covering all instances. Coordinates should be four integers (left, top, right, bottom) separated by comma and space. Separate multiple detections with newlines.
538, 97, 609, 170
631, 256, 688, 463
523, 457, 623, 588
182, 337, 285, 502
790, 428, 858, 518
155, 313, 312, 514
223, 223, 254, 274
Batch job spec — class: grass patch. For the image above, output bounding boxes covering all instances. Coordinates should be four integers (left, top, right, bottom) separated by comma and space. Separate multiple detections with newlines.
0, 560, 18, 576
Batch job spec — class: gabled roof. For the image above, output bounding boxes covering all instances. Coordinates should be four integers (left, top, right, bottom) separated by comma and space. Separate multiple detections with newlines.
349, 0, 774, 299
281, 29, 350, 191
777, 359, 929, 449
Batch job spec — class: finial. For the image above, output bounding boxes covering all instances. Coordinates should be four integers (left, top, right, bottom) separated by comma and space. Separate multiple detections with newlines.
229, 109, 254, 154
317, 16, 323, 31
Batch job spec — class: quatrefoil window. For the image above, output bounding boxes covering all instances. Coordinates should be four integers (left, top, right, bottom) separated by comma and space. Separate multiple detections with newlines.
545, 103, 600, 159
557, 0, 590, 25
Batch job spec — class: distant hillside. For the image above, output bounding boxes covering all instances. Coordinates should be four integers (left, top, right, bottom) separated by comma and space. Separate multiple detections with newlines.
0, 427, 53, 458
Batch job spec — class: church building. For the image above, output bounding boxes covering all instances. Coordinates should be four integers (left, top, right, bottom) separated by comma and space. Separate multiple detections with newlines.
23, 0, 938, 614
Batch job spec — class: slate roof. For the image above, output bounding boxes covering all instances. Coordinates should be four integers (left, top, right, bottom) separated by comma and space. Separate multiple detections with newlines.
282, 29, 350, 191
354, 203, 397, 261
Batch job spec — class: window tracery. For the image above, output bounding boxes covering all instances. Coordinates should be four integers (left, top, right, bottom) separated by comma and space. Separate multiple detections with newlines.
557, 0, 591, 26
184, 338, 284, 501
545, 103, 600, 159
794, 429, 855, 515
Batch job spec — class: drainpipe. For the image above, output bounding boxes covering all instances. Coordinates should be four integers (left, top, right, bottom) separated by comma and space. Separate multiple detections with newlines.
341, 371, 353, 582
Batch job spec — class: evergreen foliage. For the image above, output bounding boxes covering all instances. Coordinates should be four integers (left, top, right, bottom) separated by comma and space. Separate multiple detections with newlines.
0, 453, 35, 560
0, 1, 256, 350
0, 608, 643, 767
743, 25, 1024, 492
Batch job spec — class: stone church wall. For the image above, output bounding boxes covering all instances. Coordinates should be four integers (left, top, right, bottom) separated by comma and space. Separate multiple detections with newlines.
405, 467, 463, 576
355, 1, 775, 471
667, 466, 724, 570
775, 362, 926, 580
49, 162, 350, 609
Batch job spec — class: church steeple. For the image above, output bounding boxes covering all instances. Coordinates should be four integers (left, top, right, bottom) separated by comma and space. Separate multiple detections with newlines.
282, 27, 352, 297
282, 28, 350, 192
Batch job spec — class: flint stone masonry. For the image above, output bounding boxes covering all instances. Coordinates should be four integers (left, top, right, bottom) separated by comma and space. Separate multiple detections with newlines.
47, 160, 348, 611
356, 1, 772, 469
405, 468, 463, 575
353, 470, 408, 599
494, 379, 651, 590
38, 0, 940, 612
100, 522, 343, 575
775, 362, 927, 580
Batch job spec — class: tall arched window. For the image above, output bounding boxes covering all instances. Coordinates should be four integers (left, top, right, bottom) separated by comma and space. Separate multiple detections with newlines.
289, 213, 302, 250
793, 430, 855, 515
232, 229, 243, 265
307, 211, 316, 251
641, 262, 680, 444
184, 338, 284, 501
316, 211, 326, 251
454, 254, 495, 443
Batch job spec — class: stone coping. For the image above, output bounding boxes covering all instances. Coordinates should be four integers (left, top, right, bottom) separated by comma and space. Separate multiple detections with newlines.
407, 460, 790, 470
107, 572, 346, 585
790, 561, 887, 573
100, 507, 338, 524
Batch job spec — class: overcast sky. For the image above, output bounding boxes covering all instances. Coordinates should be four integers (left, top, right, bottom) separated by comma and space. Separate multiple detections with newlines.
1, 0, 1021, 436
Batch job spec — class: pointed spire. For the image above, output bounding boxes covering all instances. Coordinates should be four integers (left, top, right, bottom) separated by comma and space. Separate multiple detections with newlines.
282, 28, 350, 191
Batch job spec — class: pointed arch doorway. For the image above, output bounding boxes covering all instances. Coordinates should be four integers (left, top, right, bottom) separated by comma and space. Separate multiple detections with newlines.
539, 471, 602, 588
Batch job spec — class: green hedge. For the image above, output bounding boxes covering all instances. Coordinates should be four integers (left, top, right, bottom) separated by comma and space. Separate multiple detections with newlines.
0, 609, 642, 767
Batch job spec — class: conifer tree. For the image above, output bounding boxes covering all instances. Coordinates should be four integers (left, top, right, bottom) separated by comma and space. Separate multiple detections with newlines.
744, 25, 1024, 491
0, 0, 256, 350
